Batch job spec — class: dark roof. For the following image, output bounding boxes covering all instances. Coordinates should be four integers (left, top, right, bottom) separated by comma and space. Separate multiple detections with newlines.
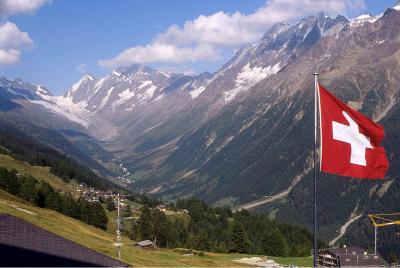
320, 246, 386, 267
330, 246, 367, 255
338, 254, 385, 267
0, 213, 129, 267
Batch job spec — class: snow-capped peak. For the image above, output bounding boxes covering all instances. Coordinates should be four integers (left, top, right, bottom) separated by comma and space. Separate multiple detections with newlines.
158, 71, 170, 78
350, 13, 380, 27
67, 74, 95, 97
356, 14, 372, 20
84, 74, 94, 81
35, 85, 51, 99
112, 70, 121, 77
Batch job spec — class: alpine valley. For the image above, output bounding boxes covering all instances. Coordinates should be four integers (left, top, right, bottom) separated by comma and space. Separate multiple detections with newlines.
3, 4, 400, 259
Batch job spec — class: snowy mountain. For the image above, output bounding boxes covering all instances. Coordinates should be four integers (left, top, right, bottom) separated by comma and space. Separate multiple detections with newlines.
3, 5, 400, 257
115, 6, 400, 257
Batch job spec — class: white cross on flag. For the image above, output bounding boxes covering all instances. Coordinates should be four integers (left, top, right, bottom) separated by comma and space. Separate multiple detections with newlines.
319, 84, 388, 179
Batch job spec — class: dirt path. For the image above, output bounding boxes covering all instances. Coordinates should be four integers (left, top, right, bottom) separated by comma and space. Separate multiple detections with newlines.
234, 153, 314, 211
329, 214, 363, 246
234, 188, 291, 211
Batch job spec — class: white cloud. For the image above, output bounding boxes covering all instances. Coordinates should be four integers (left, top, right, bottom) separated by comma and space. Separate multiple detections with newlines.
0, 22, 33, 49
158, 65, 195, 76
99, 42, 220, 68
0, 0, 51, 16
99, 0, 365, 68
0, 49, 20, 64
0, 22, 33, 64
76, 63, 88, 74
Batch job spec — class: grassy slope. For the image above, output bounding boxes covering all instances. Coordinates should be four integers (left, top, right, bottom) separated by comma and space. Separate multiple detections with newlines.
272, 256, 313, 267
0, 194, 254, 267
0, 154, 313, 267
0, 154, 75, 194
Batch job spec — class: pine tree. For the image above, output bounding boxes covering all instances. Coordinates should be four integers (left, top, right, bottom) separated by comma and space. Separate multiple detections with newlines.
389, 252, 398, 265
261, 227, 289, 257
89, 202, 108, 229
197, 229, 211, 251
18, 176, 38, 204
174, 219, 188, 247
151, 209, 170, 247
229, 221, 251, 253
106, 197, 116, 211
124, 204, 132, 217
137, 205, 153, 240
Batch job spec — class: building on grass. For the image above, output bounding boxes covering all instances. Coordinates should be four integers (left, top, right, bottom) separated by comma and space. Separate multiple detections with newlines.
156, 204, 167, 212
318, 246, 385, 267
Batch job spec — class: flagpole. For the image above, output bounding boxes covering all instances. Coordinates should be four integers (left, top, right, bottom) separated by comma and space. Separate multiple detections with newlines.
313, 72, 319, 268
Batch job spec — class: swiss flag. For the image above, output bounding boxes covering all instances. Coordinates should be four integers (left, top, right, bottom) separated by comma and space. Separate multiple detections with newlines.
319, 84, 388, 179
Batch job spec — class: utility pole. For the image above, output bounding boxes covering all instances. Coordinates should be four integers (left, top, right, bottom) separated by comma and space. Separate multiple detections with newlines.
113, 193, 134, 262
116, 193, 121, 261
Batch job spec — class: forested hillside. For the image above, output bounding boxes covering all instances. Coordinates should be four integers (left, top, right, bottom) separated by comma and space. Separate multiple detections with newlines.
132, 198, 315, 257
0, 167, 108, 229
0, 120, 120, 191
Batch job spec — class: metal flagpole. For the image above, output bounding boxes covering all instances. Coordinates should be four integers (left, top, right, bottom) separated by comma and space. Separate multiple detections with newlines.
313, 73, 319, 267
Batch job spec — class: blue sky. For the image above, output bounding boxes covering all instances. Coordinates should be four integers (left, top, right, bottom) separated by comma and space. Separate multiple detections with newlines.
0, 0, 397, 95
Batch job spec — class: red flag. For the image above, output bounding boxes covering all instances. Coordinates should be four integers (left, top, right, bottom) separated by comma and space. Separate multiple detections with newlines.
319, 84, 388, 179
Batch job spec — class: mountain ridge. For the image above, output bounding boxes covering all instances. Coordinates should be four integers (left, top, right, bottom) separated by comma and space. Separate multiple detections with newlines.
2, 6, 400, 257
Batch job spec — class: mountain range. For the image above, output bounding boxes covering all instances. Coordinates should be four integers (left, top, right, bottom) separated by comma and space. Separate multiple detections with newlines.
2, 4, 400, 257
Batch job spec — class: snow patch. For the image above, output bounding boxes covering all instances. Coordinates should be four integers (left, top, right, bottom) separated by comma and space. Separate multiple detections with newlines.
112, 88, 135, 108
68, 75, 93, 97
5, 87, 29, 99
190, 86, 206, 99
112, 70, 121, 77
138, 80, 153, 89
350, 13, 380, 27
153, 93, 165, 102
356, 14, 372, 20
137, 81, 157, 103
36, 85, 47, 94
91, 77, 107, 98
31, 96, 90, 128
159, 71, 170, 78
97, 86, 114, 110
35, 86, 51, 100
224, 63, 281, 103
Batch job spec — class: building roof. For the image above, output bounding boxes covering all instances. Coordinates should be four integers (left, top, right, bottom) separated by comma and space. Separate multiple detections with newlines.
329, 246, 366, 255
338, 254, 385, 267
0, 213, 129, 267
136, 240, 154, 247
320, 246, 386, 267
